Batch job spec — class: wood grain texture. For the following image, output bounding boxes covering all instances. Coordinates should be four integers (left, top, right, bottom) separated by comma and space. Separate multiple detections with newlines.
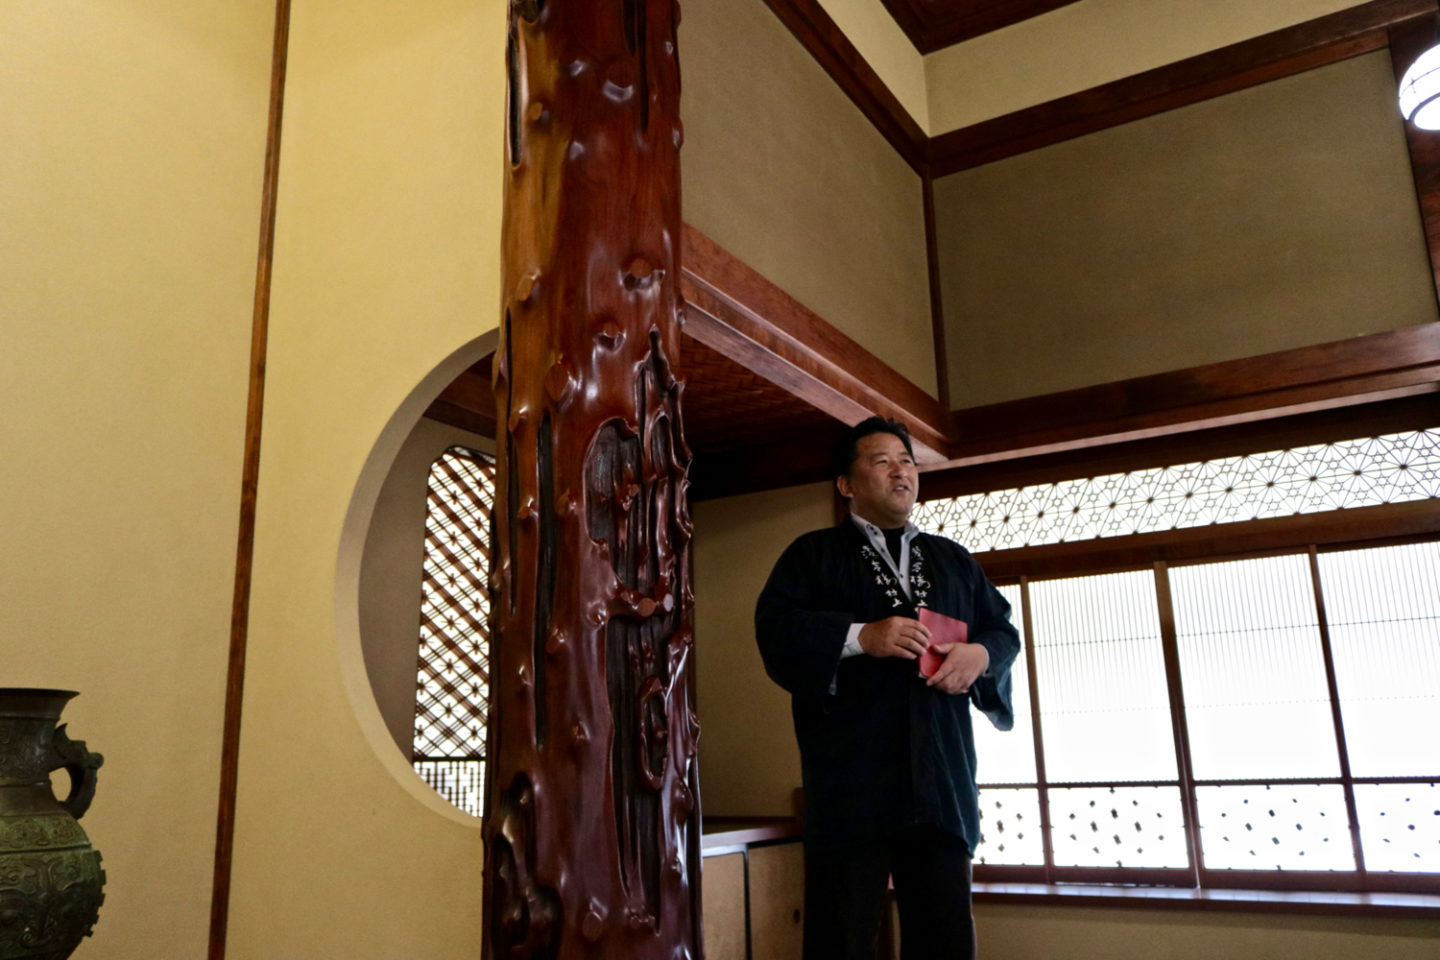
879, 0, 1083, 53
929, 0, 1437, 176
486, 2, 700, 956
208, 3, 290, 958
760, 0, 927, 170
681, 222, 952, 460
943, 325, 1440, 468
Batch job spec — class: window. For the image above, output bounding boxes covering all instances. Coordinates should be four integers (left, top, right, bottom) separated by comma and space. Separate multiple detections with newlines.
917, 429, 1440, 893
411, 446, 495, 817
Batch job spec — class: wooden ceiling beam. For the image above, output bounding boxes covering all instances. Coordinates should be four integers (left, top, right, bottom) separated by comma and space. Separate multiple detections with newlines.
929, 0, 1437, 176
879, 0, 1084, 54
940, 324, 1440, 469
680, 223, 953, 461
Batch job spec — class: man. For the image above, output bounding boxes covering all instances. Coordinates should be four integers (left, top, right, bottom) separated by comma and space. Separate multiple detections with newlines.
755, 417, 1020, 960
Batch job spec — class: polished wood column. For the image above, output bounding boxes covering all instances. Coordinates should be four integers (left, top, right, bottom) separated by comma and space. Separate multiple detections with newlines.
485, 1, 701, 958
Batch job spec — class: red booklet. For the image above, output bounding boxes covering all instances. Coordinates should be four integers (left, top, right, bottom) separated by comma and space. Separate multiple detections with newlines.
917, 607, 968, 678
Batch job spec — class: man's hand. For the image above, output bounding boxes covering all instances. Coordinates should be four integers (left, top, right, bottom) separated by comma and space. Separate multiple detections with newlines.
858, 616, 930, 659
926, 643, 988, 695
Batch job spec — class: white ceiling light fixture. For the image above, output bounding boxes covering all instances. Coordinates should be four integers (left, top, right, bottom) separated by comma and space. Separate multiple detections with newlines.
1400, 43, 1440, 129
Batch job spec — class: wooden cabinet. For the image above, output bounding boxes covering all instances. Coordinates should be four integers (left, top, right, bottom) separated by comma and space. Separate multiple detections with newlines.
747, 843, 806, 960
702, 852, 748, 960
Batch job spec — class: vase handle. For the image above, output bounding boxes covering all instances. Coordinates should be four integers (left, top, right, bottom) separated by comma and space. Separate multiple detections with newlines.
51, 723, 104, 820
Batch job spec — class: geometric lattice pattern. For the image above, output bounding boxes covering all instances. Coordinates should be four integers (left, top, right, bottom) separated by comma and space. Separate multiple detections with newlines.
412, 447, 494, 818
1196, 784, 1354, 872
975, 787, 1045, 866
1355, 783, 1440, 873
1047, 786, 1190, 869
912, 429, 1440, 553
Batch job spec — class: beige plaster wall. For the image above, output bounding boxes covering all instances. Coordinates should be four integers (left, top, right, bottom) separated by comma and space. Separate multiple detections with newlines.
816, 0, 929, 131
934, 52, 1438, 409
359, 418, 493, 759
0, 3, 271, 956
694, 482, 834, 818
225, 1, 506, 956
925, 0, 1360, 132
974, 903, 1440, 960
682, 0, 937, 397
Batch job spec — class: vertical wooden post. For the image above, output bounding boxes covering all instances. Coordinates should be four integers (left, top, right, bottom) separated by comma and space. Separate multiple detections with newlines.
485, 1, 701, 958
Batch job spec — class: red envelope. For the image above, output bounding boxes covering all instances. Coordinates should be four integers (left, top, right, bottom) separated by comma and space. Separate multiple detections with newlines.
917, 607, 968, 678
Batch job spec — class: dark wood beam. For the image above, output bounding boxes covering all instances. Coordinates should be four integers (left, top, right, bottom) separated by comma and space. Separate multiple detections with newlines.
929, 0, 1437, 177
943, 324, 1440, 468
923, 393, 1440, 501
921, 174, 949, 411
760, 0, 927, 172
1389, 12, 1440, 307
689, 421, 849, 501
423, 365, 496, 439
680, 223, 953, 461
879, 0, 1084, 54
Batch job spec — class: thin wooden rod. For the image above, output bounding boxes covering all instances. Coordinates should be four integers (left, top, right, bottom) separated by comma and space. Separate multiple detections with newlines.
208, 2, 291, 956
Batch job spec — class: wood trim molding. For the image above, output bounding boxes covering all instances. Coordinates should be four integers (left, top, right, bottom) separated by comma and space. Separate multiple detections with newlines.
680, 222, 953, 460
923, 393, 1440, 502
209, 2, 291, 958
944, 324, 1440, 468
1389, 12, 1440, 307
928, 0, 1437, 177
921, 175, 949, 411
759, 0, 927, 171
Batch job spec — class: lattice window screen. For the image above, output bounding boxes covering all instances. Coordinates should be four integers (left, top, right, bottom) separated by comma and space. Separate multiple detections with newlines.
912, 429, 1440, 553
412, 446, 495, 817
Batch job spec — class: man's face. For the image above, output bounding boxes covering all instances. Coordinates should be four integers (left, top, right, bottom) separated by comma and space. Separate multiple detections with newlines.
837, 431, 918, 528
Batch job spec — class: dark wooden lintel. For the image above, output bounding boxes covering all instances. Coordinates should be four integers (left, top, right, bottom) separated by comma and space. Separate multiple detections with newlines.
943, 325, 1440, 469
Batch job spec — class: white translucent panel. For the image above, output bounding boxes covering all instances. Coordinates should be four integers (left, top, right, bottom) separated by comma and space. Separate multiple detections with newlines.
1169, 555, 1340, 780
974, 583, 1037, 785
975, 787, 1045, 866
1355, 783, 1440, 873
911, 429, 1440, 554
1048, 786, 1189, 868
1196, 784, 1353, 872
1029, 571, 1177, 783
1318, 543, 1440, 778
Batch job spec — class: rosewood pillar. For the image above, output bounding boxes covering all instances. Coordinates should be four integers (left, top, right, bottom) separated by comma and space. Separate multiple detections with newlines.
485, 1, 701, 958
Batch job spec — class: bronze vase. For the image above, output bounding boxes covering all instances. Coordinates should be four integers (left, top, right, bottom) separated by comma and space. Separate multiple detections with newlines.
0, 690, 104, 960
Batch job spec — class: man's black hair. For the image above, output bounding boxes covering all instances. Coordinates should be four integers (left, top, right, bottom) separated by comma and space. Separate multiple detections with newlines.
833, 416, 915, 480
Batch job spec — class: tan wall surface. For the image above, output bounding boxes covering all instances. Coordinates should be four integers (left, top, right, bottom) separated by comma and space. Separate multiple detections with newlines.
816, 0, 929, 131
934, 52, 1437, 409
925, 0, 1359, 132
226, 1, 505, 956
695, 482, 834, 818
0, 3, 272, 955
974, 903, 1440, 960
359, 418, 493, 758
682, 0, 937, 396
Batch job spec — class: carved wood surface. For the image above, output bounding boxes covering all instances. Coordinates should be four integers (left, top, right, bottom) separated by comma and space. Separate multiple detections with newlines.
485, 1, 700, 958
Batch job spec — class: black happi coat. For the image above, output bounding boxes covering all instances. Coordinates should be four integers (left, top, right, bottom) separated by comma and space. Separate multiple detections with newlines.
755, 520, 1021, 850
